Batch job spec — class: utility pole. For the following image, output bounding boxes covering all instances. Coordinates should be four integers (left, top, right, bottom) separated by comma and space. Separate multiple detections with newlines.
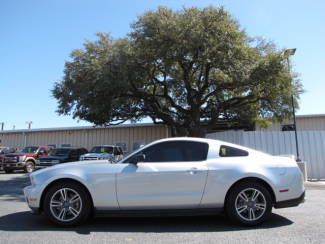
0, 122, 4, 131
284, 48, 300, 162
26, 121, 33, 129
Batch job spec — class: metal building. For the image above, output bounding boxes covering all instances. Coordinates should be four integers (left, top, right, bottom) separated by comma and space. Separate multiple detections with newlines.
0, 123, 170, 153
256, 114, 325, 131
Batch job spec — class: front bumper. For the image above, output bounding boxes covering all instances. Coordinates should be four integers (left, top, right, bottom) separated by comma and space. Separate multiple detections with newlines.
23, 184, 42, 212
274, 191, 305, 208
3, 162, 26, 170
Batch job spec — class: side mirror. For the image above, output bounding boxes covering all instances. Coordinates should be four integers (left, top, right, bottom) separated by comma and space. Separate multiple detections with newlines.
130, 153, 145, 165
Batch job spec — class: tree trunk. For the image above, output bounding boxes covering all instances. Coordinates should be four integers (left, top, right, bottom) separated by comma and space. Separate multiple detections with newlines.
187, 126, 206, 138
172, 125, 206, 138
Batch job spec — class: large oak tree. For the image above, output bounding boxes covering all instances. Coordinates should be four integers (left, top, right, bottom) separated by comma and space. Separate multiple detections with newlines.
53, 6, 302, 137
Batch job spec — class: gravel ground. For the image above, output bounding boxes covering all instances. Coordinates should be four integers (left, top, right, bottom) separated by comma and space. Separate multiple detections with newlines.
0, 172, 324, 244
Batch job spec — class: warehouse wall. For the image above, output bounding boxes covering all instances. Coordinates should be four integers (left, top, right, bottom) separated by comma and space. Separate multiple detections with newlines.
0, 124, 170, 153
256, 115, 325, 131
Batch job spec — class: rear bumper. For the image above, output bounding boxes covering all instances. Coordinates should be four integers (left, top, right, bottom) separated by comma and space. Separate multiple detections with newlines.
274, 191, 305, 208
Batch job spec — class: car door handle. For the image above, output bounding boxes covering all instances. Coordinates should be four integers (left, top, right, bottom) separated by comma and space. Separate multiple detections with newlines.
187, 167, 198, 174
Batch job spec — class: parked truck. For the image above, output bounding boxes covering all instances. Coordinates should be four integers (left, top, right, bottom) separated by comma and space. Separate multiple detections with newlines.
0, 147, 17, 171
3, 145, 52, 173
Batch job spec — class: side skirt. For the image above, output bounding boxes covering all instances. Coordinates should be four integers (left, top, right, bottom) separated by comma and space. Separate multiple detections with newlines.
94, 208, 224, 218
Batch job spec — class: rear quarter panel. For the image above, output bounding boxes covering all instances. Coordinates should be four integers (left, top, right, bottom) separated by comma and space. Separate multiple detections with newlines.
201, 143, 298, 208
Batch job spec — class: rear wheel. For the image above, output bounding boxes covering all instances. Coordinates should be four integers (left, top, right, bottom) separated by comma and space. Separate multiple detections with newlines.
25, 161, 35, 173
43, 181, 92, 226
226, 182, 272, 226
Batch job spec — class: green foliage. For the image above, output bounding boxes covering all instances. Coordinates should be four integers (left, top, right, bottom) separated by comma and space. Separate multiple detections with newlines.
53, 6, 303, 136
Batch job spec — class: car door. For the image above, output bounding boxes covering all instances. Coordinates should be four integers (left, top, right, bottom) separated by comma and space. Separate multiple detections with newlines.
116, 141, 209, 209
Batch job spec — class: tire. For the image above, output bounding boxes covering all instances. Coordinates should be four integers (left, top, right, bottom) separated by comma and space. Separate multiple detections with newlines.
43, 181, 92, 227
4, 169, 13, 174
25, 161, 35, 173
225, 181, 273, 226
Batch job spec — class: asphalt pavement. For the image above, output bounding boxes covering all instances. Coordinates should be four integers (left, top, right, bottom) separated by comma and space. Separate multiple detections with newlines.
0, 172, 324, 244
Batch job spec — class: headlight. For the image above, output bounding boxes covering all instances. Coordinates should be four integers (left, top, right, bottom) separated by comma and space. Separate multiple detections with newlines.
19, 155, 26, 162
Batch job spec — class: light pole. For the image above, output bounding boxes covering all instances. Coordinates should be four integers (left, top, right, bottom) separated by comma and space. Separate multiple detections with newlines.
284, 48, 300, 162
26, 121, 33, 130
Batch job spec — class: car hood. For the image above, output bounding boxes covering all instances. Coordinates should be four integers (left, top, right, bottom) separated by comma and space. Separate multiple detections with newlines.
32, 160, 111, 176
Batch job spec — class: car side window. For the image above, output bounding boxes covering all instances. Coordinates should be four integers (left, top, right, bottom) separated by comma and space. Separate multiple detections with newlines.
219, 145, 249, 157
141, 141, 209, 162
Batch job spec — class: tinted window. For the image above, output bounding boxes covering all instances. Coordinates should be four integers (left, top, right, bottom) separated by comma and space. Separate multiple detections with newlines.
21, 146, 38, 153
219, 145, 248, 157
117, 147, 123, 155
116, 142, 128, 152
90, 146, 113, 154
141, 141, 209, 162
38, 147, 46, 154
49, 148, 71, 156
133, 141, 145, 151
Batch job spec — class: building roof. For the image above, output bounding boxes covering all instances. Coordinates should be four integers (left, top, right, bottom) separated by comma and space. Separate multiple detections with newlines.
296, 114, 325, 119
0, 123, 165, 134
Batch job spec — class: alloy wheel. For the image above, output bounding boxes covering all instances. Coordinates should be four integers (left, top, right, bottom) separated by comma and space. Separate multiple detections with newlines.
235, 188, 267, 222
50, 188, 83, 222
26, 162, 35, 173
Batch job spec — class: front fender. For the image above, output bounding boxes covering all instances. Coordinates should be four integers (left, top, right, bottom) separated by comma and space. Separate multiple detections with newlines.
33, 166, 118, 210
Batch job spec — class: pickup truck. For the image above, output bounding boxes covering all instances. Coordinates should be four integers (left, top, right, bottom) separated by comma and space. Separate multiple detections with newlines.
0, 147, 17, 170
3, 145, 52, 173
79, 145, 124, 163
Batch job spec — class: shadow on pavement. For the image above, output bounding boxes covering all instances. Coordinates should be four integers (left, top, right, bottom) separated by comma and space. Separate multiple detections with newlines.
0, 173, 29, 202
0, 211, 293, 235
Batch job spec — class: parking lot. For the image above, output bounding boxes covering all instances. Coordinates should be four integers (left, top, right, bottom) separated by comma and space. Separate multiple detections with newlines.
0, 173, 324, 244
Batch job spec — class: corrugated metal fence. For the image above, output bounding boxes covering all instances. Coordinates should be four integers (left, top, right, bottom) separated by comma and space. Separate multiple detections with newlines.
206, 130, 325, 180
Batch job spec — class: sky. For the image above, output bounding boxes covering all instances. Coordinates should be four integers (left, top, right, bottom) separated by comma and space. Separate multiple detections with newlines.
0, 0, 324, 130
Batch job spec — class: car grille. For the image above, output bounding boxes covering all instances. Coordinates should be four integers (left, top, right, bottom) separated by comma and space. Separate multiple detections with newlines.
4, 156, 18, 163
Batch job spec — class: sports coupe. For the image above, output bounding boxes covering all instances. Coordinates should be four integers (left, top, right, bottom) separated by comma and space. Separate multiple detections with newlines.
24, 137, 305, 226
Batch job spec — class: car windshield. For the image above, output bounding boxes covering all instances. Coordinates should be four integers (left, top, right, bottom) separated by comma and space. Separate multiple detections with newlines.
90, 146, 113, 154
48, 148, 71, 156
21, 146, 38, 153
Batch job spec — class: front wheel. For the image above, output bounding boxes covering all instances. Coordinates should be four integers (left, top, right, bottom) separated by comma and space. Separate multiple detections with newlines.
25, 161, 35, 173
225, 182, 273, 226
43, 181, 92, 226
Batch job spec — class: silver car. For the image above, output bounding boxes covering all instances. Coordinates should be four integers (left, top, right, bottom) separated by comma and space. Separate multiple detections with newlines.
24, 137, 305, 226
